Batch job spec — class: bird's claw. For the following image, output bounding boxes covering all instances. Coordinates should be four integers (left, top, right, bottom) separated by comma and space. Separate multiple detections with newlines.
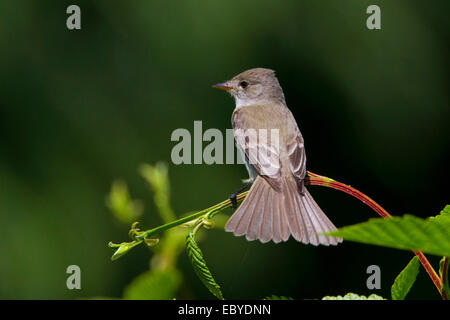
229, 194, 238, 209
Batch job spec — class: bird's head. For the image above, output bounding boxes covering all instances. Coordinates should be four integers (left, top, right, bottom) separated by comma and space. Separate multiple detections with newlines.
212, 68, 285, 107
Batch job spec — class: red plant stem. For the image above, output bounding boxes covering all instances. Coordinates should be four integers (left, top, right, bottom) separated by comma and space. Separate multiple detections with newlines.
441, 257, 449, 300
305, 171, 443, 297
412, 250, 444, 299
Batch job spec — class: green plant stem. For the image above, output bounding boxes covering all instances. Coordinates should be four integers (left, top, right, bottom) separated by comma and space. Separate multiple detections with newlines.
305, 171, 443, 298
135, 192, 248, 241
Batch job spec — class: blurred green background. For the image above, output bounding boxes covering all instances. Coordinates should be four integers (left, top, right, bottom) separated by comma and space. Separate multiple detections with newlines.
0, 0, 448, 299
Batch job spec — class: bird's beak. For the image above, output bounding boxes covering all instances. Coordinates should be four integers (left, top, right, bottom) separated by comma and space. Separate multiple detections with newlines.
212, 82, 232, 91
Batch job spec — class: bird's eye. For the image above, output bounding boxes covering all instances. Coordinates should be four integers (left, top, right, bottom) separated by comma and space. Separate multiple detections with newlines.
239, 81, 248, 88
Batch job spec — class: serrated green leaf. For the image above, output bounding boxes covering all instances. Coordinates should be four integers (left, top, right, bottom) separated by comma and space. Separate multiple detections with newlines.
391, 256, 420, 300
185, 232, 223, 299
123, 268, 181, 300
264, 295, 294, 300
322, 293, 385, 300
325, 211, 450, 257
439, 205, 450, 217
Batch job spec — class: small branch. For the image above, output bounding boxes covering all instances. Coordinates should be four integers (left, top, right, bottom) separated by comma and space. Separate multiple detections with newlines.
135, 192, 248, 241
305, 172, 390, 218
304, 171, 443, 297
413, 250, 443, 299
110, 170, 443, 297
441, 257, 449, 300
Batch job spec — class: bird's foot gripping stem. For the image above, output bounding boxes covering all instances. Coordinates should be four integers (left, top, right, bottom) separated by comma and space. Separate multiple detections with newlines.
228, 180, 253, 209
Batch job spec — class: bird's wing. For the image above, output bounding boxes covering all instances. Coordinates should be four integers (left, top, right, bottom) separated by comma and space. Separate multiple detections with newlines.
232, 106, 282, 191
285, 110, 307, 190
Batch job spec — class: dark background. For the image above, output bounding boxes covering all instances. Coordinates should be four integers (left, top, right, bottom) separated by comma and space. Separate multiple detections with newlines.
0, 0, 448, 299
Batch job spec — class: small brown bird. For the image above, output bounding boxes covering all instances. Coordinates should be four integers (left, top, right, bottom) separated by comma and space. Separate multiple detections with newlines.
213, 68, 342, 245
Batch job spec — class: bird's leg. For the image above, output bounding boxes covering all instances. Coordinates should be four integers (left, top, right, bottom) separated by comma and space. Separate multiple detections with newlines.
229, 180, 253, 209
297, 180, 306, 196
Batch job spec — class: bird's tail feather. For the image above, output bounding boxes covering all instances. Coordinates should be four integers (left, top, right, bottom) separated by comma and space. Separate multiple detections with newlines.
225, 176, 342, 245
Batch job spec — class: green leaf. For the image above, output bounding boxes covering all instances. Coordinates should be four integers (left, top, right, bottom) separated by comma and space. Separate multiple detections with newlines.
264, 295, 294, 300
391, 256, 420, 300
144, 238, 160, 247
110, 241, 141, 261
106, 180, 143, 224
123, 268, 181, 300
185, 232, 224, 299
438, 205, 450, 217
139, 162, 175, 223
322, 293, 385, 300
325, 210, 450, 257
